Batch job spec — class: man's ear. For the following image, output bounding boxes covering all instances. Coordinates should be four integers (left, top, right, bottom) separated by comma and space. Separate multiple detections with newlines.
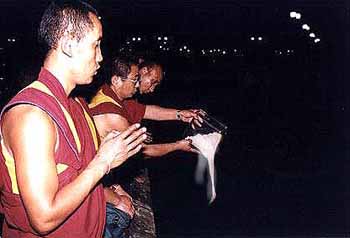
60, 37, 73, 58
111, 75, 121, 86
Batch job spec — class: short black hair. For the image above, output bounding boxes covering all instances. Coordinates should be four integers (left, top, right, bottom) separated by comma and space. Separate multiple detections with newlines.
38, 0, 99, 52
107, 56, 138, 85
138, 60, 162, 72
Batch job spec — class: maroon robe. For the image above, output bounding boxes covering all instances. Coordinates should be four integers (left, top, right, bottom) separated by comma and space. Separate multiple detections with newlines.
0, 68, 105, 237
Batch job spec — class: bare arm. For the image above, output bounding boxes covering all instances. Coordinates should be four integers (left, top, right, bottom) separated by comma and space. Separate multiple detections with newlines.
93, 112, 196, 159
142, 139, 197, 158
93, 113, 129, 139
1, 105, 145, 234
144, 105, 202, 125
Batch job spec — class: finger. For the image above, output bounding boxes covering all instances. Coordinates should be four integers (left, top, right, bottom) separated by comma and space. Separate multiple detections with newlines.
119, 123, 141, 139
127, 134, 147, 152
123, 127, 147, 145
190, 147, 201, 154
194, 119, 203, 127
127, 144, 143, 158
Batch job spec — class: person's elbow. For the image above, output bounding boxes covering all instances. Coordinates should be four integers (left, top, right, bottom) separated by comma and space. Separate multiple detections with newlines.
29, 211, 58, 235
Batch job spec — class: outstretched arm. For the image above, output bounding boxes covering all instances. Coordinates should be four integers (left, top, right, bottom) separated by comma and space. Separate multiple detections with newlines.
142, 139, 198, 158
144, 105, 202, 126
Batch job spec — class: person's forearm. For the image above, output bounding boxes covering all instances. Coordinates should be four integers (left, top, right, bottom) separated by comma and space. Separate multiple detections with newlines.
144, 105, 178, 121
29, 158, 108, 234
142, 142, 180, 158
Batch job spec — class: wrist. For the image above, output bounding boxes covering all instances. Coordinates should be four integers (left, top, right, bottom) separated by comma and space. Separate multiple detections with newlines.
176, 110, 181, 120
88, 156, 110, 177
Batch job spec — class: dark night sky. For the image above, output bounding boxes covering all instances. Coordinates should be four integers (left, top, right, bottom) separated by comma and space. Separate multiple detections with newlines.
1, 0, 350, 237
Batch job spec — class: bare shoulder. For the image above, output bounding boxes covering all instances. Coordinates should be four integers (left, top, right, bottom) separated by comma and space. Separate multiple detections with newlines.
2, 104, 56, 150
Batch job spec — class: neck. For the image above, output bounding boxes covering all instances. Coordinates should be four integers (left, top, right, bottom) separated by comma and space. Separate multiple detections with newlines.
110, 84, 124, 101
43, 50, 75, 96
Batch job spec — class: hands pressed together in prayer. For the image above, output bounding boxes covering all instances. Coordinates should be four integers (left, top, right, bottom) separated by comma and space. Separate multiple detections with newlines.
95, 123, 147, 174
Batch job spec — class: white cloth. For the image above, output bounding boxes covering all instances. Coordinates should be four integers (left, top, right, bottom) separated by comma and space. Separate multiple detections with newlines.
186, 132, 222, 203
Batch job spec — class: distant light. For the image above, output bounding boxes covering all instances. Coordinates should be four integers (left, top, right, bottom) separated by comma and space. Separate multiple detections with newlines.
314, 38, 321, 43
0, 48, 3, 50
163, 41, 167, 45
214, 49, 216, 52
209, 50, 213, 53
180, 48, 183, 51
12, 39, 15, 42
160, 45, 163, 49
98, 16, 102, 20
223, 51, 226, 55
0, 77, 4, 81
302, 24, 310, 31
164, 37, 168, 41
287, 49, 290, 53
132, 37, 136, 41
250, 37, 255, 41
258, 36, 263, 41
126, 41, 130, 44
290, 11, 297, 18
183, 46, 187, 49
309, 33, 316, 38
157, 37, 161, 40
137, 37, 141, 41
218, 49, 221, 52
295, 13, 301, 19
7, 39, 11, 42
234, 49, 237, 52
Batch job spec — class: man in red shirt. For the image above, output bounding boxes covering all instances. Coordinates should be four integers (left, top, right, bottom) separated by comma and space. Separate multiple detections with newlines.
89, 57, 202, 238
0, 1, 146, 237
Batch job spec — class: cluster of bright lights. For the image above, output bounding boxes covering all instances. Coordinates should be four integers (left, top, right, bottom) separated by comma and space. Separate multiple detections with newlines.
290, 11, 321, 44
289, 11, 302, 20
7, 38, 16, 42
131, 37, 142, 42
202, 48, 227, 56
159, 45, 170, 51
250, 36, 263, 41
275, 49, 294, 55
179, 45, 191, 53
158, 36, 170, 51
157, 36, 168, 41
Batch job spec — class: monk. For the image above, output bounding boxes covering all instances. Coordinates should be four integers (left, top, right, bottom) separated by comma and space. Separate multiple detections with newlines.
0, 1, 146, 237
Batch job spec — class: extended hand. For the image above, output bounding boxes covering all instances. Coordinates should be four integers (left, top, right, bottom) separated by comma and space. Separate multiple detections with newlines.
177, 109, 203, 128
176, 139, 200, 153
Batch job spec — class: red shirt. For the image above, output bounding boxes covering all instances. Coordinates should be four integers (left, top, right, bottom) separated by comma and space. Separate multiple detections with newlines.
89, 84, 146, 124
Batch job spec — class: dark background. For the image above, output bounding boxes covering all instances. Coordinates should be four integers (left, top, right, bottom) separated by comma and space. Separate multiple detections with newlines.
0, 0, 350, 237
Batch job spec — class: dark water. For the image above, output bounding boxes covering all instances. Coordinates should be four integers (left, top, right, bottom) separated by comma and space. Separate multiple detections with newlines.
143, 66, 348, 237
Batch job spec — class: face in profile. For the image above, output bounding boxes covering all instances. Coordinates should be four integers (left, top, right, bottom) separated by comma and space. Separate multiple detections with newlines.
70, 13, 103, 85
139, 66, 163, 94
119, 65, 139, 98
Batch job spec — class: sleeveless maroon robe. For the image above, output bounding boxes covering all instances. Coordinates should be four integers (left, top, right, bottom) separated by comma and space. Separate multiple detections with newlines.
0, 68, 105, 237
